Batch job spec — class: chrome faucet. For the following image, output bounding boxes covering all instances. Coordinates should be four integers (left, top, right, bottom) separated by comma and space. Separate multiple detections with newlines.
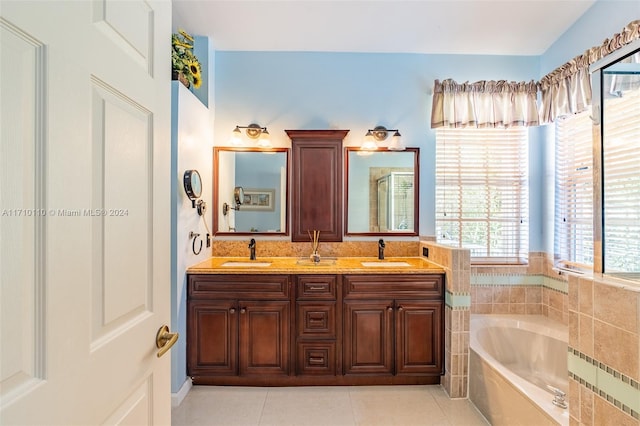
378, 239, 385, 260
248, 238, 256, 260
546, 385, 567, 409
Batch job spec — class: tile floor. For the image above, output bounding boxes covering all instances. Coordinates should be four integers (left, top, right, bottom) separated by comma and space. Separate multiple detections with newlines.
172, 385, 489, 426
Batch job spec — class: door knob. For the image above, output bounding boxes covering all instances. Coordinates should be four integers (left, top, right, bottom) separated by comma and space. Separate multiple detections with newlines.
156, 325, 179, 358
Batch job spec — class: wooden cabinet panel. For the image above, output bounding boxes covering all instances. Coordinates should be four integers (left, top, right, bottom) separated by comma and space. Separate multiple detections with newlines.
343, 300, 394, 375
343, 274, 443, 299
287, 130, 348, 242
395, 301, 443, 375
188, 274, 289, 299
343, 274, 444, 378
296, 275, 337, 299
239, 300, 290, 376
296, 342, 336, 375
187, 300, 237, 376
297, 301, 336, 338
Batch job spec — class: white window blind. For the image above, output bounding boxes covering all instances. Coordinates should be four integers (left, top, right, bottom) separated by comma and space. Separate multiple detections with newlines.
435, 128, 529, 263
555, 111, 593, 268
603, 87, 640, 274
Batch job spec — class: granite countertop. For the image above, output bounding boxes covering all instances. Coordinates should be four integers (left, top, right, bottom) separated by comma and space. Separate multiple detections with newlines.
187, 256, 445, 274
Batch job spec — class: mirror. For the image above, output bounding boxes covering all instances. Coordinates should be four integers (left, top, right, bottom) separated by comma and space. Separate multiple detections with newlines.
183, 169, 202, 208
345, 148, 419, 235
601, 46, 640, 281
214, 147, 289, 235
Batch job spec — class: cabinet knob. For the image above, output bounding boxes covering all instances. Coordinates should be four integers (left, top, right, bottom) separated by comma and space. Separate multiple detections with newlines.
387, 306, 393, 312
229, 308, 236, 314
398, 306, 404, 311
240, 308, 246, 314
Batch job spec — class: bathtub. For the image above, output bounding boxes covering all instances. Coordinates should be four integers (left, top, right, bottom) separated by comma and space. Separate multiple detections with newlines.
469, 315, 569, 426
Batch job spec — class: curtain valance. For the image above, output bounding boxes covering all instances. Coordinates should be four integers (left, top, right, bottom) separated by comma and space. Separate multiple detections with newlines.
430, 79, 539, 129
431, 20, 640, 129
539, 19, 640, 123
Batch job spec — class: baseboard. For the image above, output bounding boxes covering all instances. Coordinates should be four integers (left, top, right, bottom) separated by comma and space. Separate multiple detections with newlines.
171, 377, 192, 407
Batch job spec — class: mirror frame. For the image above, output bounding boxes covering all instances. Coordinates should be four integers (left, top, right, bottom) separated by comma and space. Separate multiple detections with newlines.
213, 147, 290, 236
344, 147, 420, 236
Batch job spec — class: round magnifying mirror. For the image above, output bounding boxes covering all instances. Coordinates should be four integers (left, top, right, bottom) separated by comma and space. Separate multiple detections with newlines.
234, 186, 244, 206
183, 170, 202, 208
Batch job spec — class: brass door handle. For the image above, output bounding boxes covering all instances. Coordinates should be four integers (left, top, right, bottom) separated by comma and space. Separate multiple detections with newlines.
156, 325, 179, 358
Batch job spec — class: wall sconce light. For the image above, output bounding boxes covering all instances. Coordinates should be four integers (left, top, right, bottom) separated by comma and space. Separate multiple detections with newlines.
361, 126, 404, 151
230, 123, 271, 148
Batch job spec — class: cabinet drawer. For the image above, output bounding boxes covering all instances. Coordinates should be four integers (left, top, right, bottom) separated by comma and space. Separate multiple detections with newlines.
188, 274, 289, 299
296, 275, 337, 299
296, 342, 336, 375
297, 302, 336, 338
343, 274, 443, 299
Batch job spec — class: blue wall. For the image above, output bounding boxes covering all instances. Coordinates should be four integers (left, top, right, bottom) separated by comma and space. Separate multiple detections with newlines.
235, 153, 286, 232
212, 1, 638, 251
536, 0, 640, 252
214, 52, 539, 238
541, 0, 640, 76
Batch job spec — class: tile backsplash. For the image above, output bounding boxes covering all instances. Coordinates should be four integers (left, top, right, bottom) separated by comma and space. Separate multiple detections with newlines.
211, 240, 420, 258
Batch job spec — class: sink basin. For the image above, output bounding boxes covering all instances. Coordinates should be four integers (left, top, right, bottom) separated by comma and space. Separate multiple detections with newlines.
221, 261, 272, 267
361, 261, 411, 267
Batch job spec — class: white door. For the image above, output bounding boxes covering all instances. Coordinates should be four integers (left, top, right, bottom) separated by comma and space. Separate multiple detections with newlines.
0, 1, 172, 424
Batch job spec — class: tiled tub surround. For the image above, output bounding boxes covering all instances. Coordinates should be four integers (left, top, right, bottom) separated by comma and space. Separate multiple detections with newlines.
470, 266, 640, 424
420, 241, 471, 399
568, 274, 640, 425
469, 314, 570, 425
470, 273, 569, 324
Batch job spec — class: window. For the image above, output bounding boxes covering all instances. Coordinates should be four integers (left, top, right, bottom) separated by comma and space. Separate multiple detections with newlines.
435, 128, 529, 263
554, 111, 593, 268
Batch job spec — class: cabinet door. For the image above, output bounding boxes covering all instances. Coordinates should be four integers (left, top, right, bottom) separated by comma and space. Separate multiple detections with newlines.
239, 300, 290, 376
187, 300, 238, 376
395, 300, 443, 375
288, 130, 348, 242
343, 300, 394, 375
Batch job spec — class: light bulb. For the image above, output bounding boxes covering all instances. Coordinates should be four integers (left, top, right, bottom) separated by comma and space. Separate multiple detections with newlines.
257, 129, 271, 148
231, 126, 242, 145
360, 130, 377, 150
388, 131, 404, 150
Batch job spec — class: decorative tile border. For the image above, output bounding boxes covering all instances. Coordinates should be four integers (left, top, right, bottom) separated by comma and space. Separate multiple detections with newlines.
445, 291, 471, 309
470, 273, 568, 295
543, 276, 569, 294
568, 347, 640, 420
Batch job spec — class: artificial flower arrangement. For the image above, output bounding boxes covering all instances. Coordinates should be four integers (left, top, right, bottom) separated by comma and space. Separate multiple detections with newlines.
171, 29, 202, 89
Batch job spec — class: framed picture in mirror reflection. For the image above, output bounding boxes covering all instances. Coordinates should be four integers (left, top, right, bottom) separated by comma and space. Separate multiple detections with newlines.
242, 188, 275, 211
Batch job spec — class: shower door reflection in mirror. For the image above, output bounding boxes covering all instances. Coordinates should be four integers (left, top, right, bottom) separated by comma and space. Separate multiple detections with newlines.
346, 148, 419, 236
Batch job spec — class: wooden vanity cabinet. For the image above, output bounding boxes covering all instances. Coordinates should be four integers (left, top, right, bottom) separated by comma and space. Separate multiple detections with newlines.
187, 271, 443, 385
187, 274, 291, 382
343, 274, 444, 379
